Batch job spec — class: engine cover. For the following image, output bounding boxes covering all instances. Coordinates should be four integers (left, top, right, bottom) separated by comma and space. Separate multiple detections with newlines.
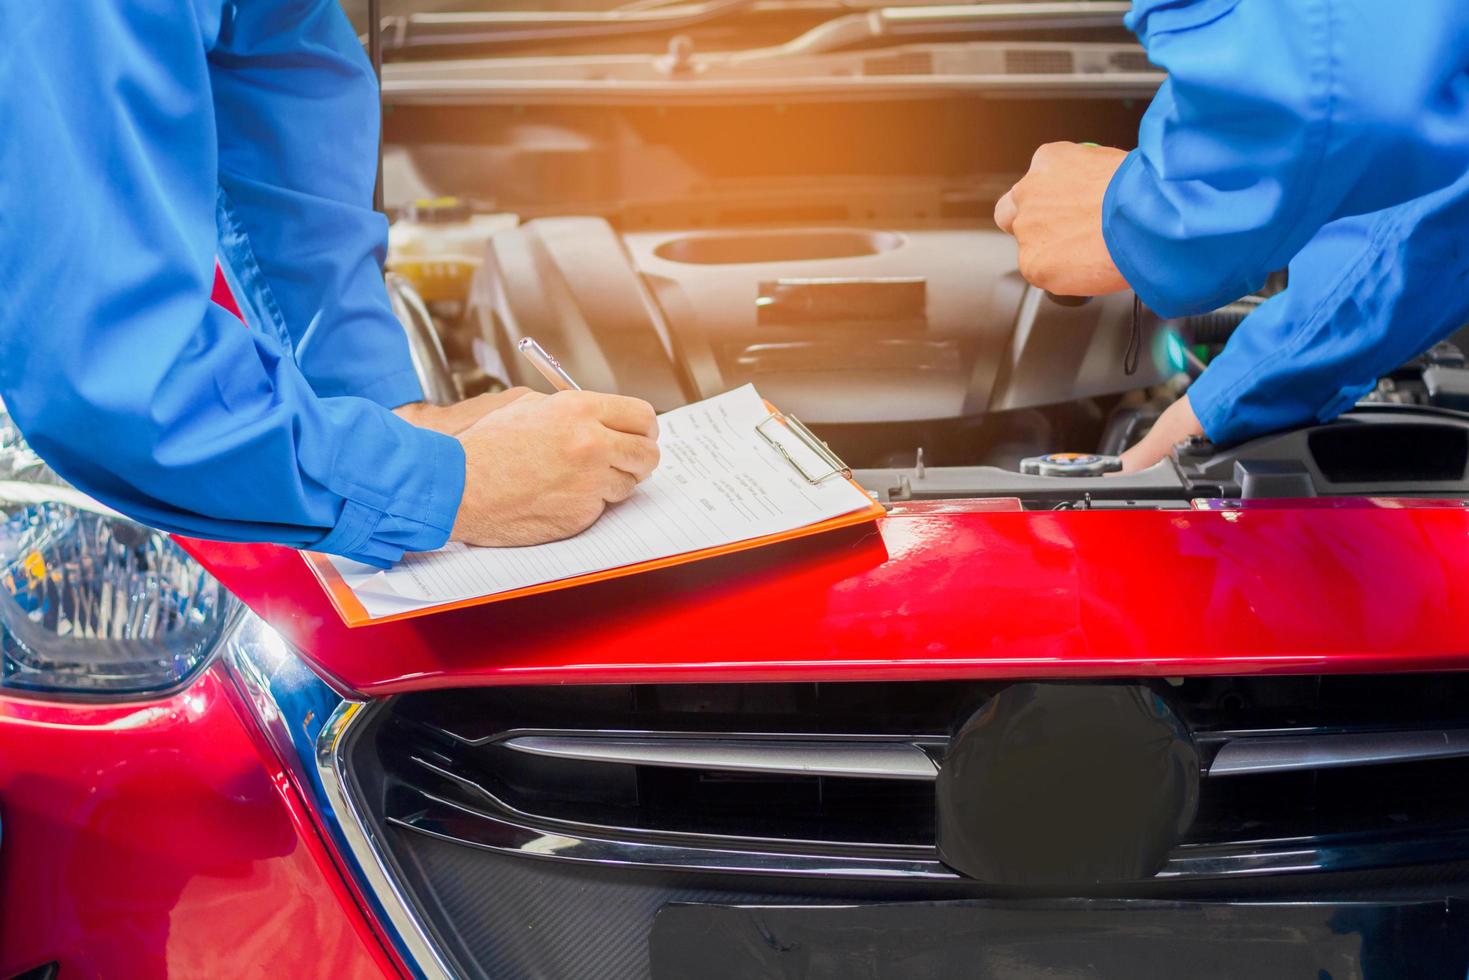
473, 217, 1169, 425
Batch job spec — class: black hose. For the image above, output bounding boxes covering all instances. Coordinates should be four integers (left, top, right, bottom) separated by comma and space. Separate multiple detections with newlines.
1182, 298, 1261, 347
1098, 400, 1164, 457
1183, 312, 1243, 347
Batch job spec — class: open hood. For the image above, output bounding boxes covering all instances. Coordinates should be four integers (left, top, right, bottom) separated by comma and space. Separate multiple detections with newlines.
181, 499, 1469, 698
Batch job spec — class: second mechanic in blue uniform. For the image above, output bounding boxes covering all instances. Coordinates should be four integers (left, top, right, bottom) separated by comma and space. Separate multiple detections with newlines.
996, 0, 1469, 470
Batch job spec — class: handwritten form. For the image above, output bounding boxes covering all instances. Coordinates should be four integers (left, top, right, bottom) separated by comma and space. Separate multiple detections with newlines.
325, 385, 877, 620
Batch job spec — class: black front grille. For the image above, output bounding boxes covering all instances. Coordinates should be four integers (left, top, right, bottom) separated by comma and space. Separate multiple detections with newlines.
344, 677, 1469, 979
366, 677, 1469, 872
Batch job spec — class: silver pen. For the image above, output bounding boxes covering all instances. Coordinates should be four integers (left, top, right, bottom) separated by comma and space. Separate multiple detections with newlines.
516, 336, 582, 392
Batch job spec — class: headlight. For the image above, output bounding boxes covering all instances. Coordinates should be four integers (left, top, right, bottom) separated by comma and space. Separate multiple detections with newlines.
0, 412, 235, 698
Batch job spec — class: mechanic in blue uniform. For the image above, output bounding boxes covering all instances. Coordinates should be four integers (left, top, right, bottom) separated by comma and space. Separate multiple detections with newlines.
995, 0, 1469, 471
0, 1, 659, 566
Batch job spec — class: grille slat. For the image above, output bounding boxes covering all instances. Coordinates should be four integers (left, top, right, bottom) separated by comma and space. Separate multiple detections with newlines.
502, 732, 939, 780
1210, 727, 1469, 776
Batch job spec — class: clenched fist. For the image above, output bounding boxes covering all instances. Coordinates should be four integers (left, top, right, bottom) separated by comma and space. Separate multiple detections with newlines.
450, 390, 661, 547
994, 142, 1132, 297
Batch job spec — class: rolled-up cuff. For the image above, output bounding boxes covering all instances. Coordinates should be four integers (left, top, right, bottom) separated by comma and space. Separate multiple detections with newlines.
313, 417, 465, 568
1181, 360, 1241, 447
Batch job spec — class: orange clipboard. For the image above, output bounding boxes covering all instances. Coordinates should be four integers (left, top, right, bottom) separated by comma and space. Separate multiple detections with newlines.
303, 400, 887, 627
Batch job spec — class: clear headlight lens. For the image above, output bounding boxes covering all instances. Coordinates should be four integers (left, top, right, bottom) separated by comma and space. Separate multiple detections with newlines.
0, 414, 234, 697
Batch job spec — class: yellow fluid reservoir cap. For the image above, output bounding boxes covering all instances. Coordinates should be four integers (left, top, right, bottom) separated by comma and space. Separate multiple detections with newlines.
406, 196, 473, 224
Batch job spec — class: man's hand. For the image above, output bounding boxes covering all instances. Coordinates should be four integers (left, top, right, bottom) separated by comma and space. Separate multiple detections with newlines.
994, 142, 1131, 297
450, 390, 661, 547
394, 388, 537, 436
1117, 394, 1205, 473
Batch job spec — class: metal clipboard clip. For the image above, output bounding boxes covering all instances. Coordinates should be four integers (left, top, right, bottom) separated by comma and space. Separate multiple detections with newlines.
756, 410, 853, 485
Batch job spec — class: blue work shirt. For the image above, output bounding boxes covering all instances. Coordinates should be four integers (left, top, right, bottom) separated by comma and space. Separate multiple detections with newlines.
0, 0, 464, 567
1103, 0, 1469, 445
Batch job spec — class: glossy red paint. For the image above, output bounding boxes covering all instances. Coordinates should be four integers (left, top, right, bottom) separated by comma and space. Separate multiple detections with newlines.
179, 499, 1469, 695
0, 666, 396, 979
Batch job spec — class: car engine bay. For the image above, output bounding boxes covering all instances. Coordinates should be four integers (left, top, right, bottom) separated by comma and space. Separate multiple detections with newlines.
379, 60, 1469, 512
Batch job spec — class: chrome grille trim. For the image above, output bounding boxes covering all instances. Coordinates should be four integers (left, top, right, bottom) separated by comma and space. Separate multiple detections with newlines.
457, 722, 1469, 783
391, 785, 953, 879
396, 746, 928, 852
319, 701, 458, 980
1208, 728, 1469, 777
221, 617, 456, 980
387, 775, 1469, 882
501, 731, 940, 780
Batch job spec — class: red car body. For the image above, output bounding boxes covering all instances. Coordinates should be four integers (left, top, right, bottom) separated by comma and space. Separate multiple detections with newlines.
4, 499, 1469, 976
6, 1, 1469, 966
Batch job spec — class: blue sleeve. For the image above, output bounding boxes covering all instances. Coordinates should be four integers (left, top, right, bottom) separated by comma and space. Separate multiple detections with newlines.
209, 0, 424, 408
1104, 0, 1469, 317
1187, 172, 1469, 446
0, 1, 464, 567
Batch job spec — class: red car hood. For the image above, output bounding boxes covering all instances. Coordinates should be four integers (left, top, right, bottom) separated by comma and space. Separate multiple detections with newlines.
180, 499, 1469, 698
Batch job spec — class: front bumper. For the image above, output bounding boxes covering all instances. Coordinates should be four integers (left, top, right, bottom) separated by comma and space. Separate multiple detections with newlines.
12, 618, 1469, 980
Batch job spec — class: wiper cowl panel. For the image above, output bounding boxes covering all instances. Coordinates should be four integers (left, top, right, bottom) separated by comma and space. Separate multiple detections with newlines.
383, 1, 1130, 52
384, 0, 754, 49
729, 2, 1131, 63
